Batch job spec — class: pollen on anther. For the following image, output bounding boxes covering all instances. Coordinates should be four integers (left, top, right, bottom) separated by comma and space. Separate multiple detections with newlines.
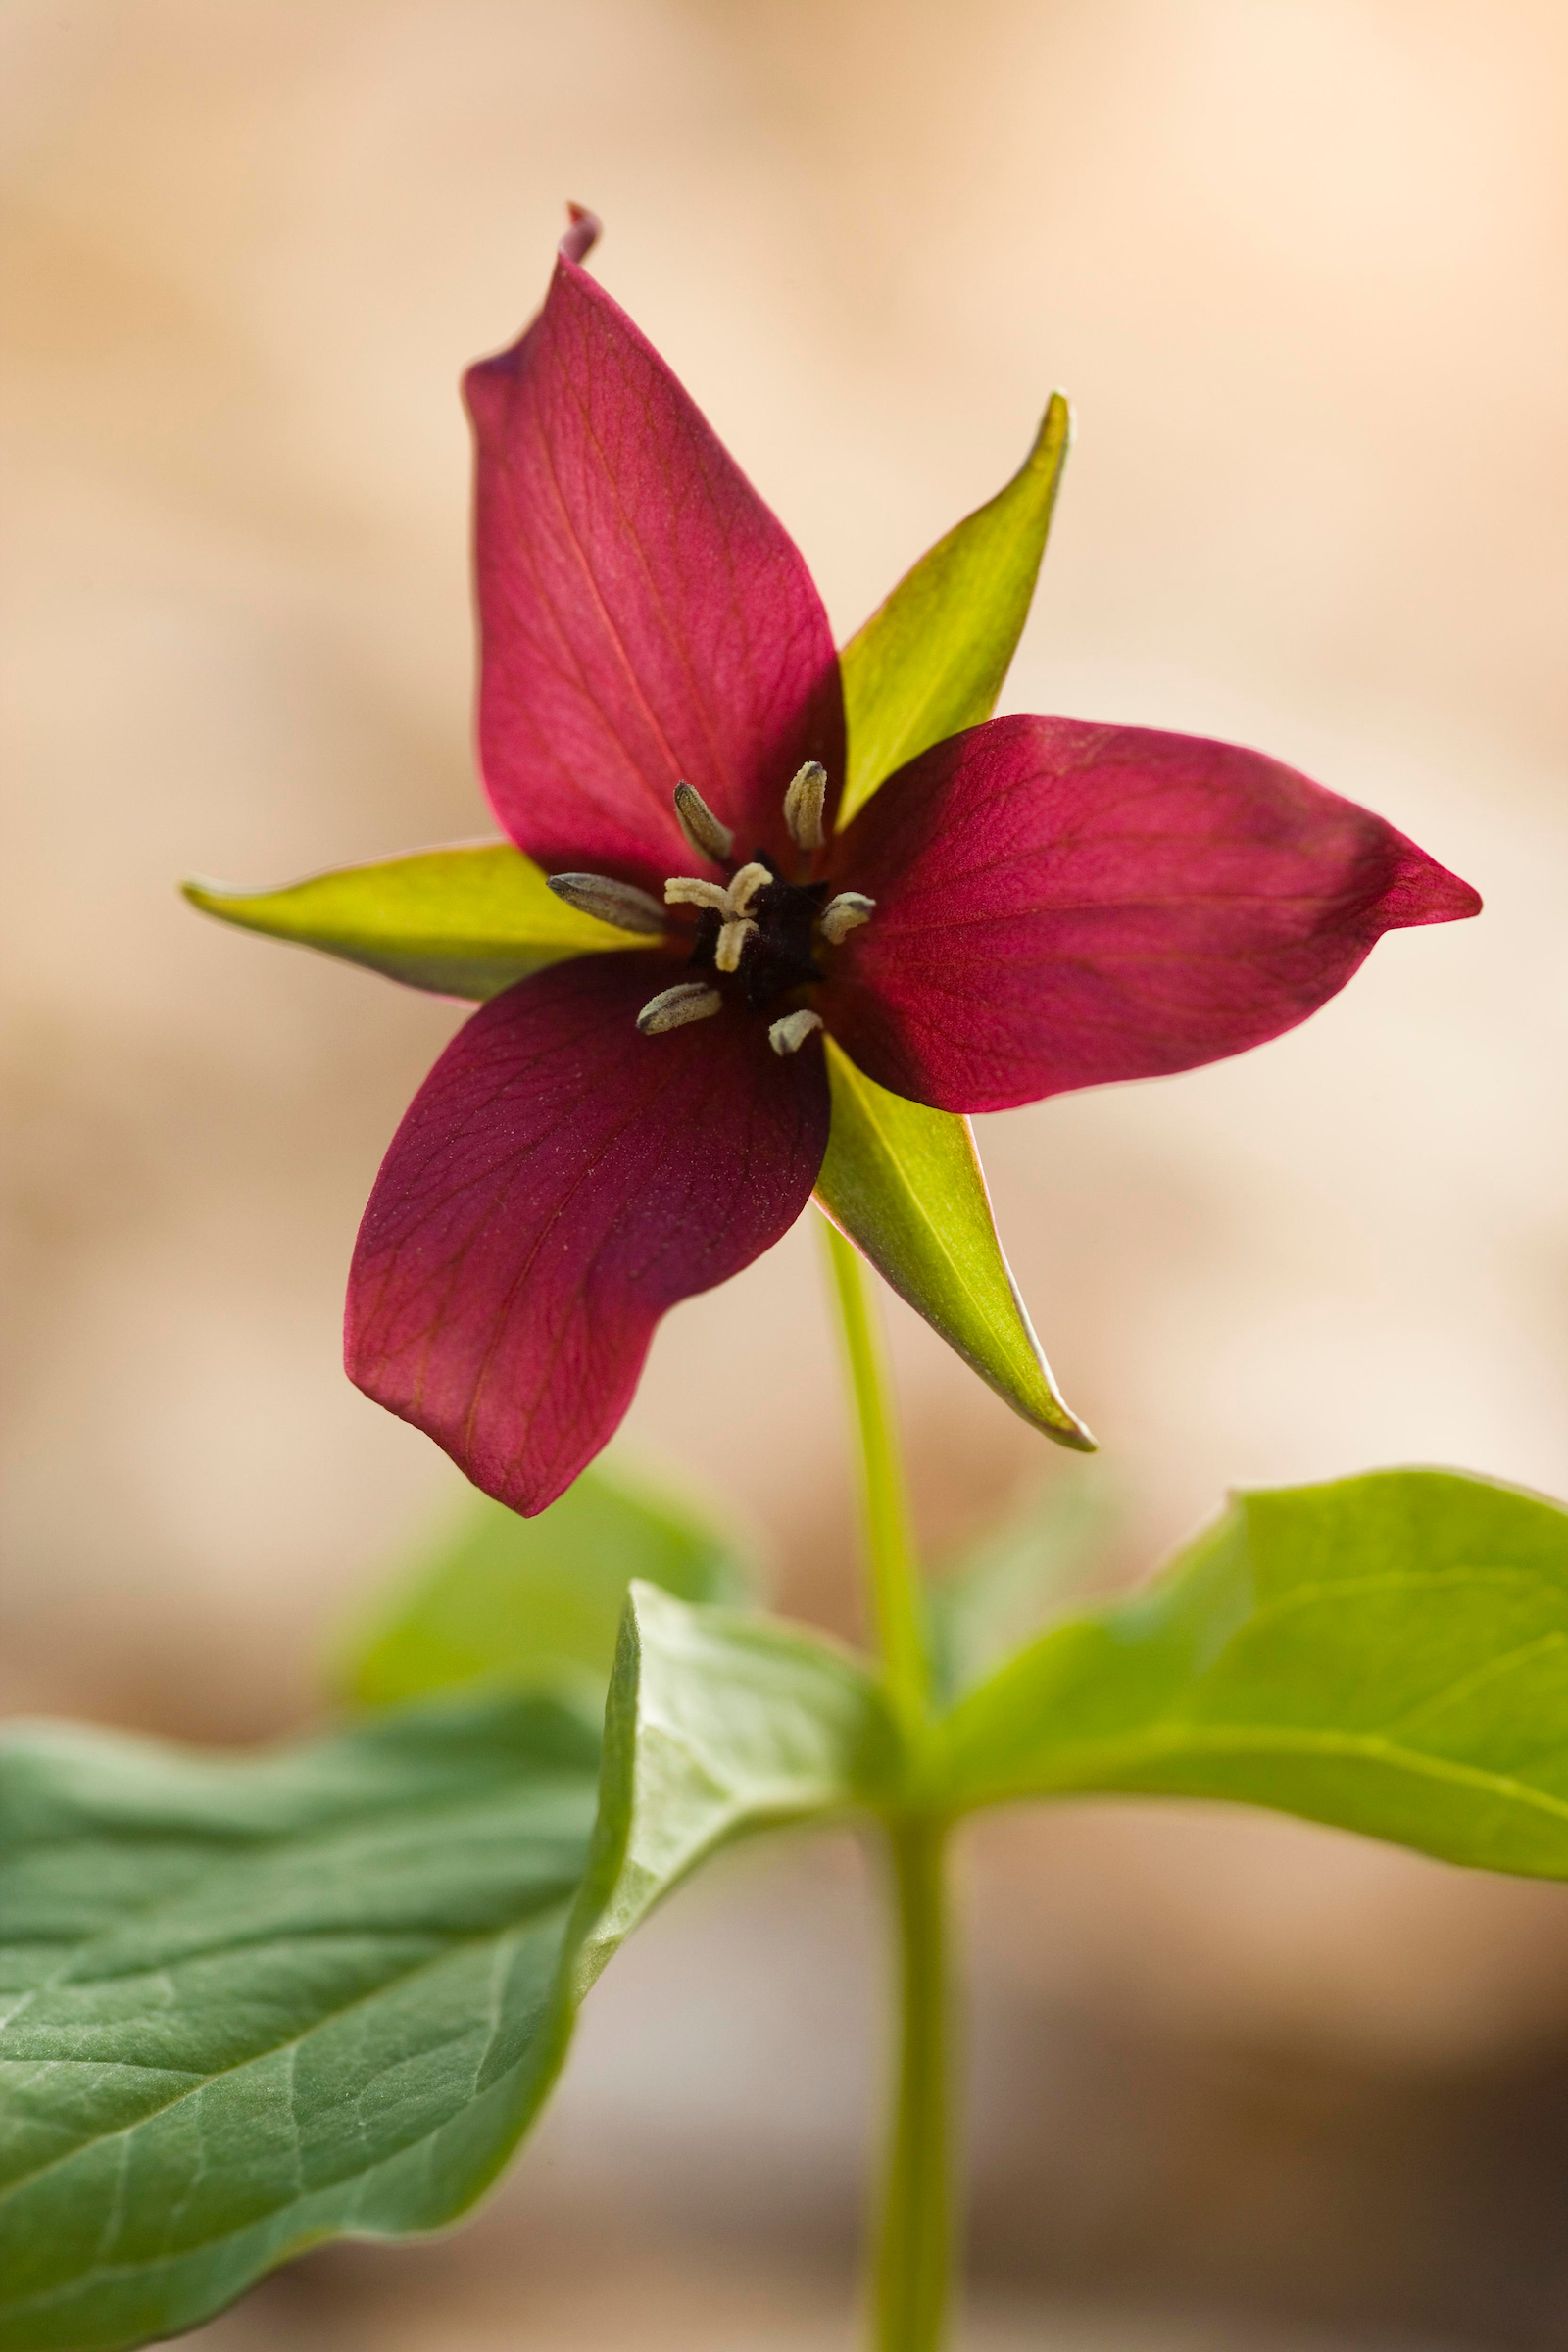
636, 982, 723, 1036
782, 761, 827, 853
672, 780, 734, 864
713, 918, 757, 974
769, 1008, 823, 1055
727, 861, 772, 918
664, 877, 732, 913
819, 892, 875, 946
547, 872, 667, 934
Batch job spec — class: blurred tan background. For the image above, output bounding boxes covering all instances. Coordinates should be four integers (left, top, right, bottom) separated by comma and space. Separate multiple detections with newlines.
5, 2, 1568, 2344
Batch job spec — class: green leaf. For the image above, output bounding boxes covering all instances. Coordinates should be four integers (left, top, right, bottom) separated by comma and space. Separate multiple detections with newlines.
571, 1582, 901, 1993
929, 1469, 1568, 1879
346, 1460, 752, 1709
837, 393, 1071, 827
814, 1040, 1092, 1451
182, 841, 649, 1001
0, 1594, 894, 2350
926, 1468, 1109, 1705
0, 1690, 602, 2352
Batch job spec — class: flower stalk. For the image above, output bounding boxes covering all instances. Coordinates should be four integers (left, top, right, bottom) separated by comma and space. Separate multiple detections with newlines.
821, 1215, 954, 2352
821, 1216, 927, 1729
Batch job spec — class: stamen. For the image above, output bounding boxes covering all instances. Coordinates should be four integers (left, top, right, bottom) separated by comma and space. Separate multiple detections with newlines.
664, 861, 771, 964
664, 877, 732, 913
819, 892, 875, 945
782, 760, 828, 853
769, 1008, 824, 1055
727, 861, 773, 918
673, 780, 735, 864
713, 918, 757, 974
636, 982, 724, 1036
547, 872, 666, 934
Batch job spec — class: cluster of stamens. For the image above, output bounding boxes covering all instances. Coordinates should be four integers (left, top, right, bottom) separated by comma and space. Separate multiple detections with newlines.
548, 762, 874, 1057
663, 858, 774, 976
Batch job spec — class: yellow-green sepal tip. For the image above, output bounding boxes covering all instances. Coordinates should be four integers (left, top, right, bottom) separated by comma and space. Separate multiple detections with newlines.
182, 839, 652, 1000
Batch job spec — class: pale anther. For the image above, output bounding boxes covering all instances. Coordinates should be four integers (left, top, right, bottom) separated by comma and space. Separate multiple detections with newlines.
769, 1008, 824, 1056
673, 780, 734, 864
664, 877, 732, 913
728, 861, 772, 918
636, 982, 723, 1036
782, 760, 828, 853
664, 862, 771, 971
547, 872, 666, 934
713, 918, 757, 974
819, 892, 875, 946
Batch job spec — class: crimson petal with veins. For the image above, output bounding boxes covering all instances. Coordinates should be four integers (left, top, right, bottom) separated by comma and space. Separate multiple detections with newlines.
466, 243, 844, 896
347, 954, 830, 1516
820, 715, 1481, 1114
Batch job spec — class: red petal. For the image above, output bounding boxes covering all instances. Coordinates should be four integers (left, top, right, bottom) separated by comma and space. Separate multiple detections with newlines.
820, 716, 1482, 1114
346, 955, 829, 1515
466, 246, 843, 892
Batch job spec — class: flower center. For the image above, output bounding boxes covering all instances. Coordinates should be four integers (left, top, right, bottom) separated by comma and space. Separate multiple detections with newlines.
547, 765, 874, 1055
664, 856, 828, 1008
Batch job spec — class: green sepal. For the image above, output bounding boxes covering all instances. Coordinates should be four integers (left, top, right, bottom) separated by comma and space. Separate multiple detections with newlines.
928, 1469, 1568, 1879
837, 393, 1071, 826
814, 1039, 1092, 1451
0, 1592, 893, 2351
345, 1460, 752, 1709
182, 840, 650, 1001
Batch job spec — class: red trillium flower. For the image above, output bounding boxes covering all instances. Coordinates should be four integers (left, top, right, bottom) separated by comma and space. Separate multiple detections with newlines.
188, 209, 1480, 1517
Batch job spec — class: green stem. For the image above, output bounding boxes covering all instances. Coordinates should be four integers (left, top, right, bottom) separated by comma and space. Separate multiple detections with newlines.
875, 1813, 953, 2352
820, 1216, 927, 1725
818, 1215, 953, 2352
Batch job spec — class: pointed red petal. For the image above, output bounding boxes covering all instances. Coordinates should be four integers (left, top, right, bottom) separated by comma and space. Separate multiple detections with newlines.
466, 245, 843, 891
346, 956, 829, 1515
821, 716, 1481, 1114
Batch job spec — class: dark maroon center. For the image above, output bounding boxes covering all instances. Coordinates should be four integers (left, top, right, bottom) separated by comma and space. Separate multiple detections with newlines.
685, 854, 829, 1013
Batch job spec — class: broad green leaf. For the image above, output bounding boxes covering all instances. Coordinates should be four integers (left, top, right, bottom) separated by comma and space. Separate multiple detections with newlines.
183, 841, 649, 1002
0, 1690, 602, 2352
0, 1595, 893, 2350
929, 1469, 1568, 1880
927, 1468, 1109, 1704
837, 393, 1071, 826
570, 1581, 902, 1992
814, 1040, 1092, 1451
346, 1459, 751, 1709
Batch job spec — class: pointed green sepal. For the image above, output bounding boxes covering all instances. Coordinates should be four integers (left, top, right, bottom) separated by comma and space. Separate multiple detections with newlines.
837, 392, 1071, 826
183, 840, 651, 1001
814, 1037, 1093, 1451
